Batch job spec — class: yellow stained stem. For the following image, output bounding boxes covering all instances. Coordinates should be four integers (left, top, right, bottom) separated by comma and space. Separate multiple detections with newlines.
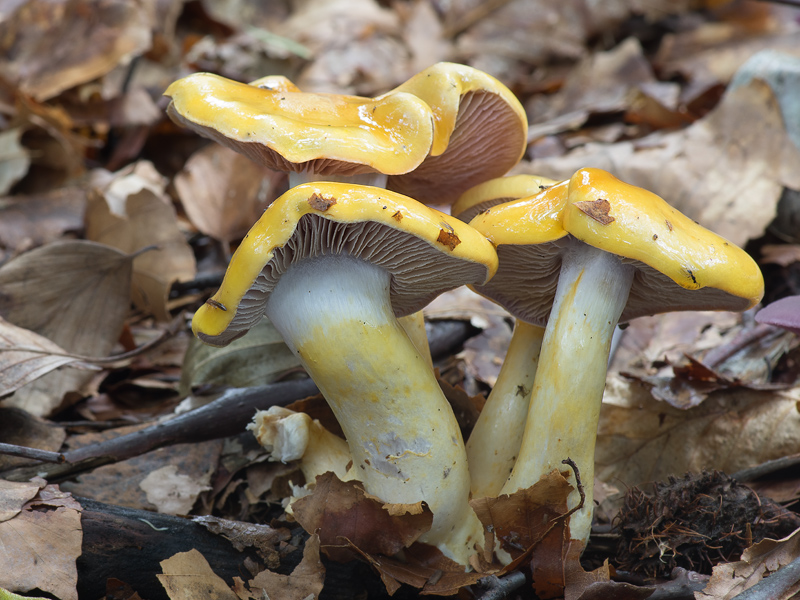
466, 320, 544, 498
398, 312, 433, 369
500, 245, 634, 549
264, 254, 483, 565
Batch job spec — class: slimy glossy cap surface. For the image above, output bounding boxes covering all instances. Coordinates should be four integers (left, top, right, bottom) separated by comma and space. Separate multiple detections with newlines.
193, 182, 499, 346
469, 168, 764, 325
165, 73, 435, 177
452, 174, 560, 223
382, 63, 529, 205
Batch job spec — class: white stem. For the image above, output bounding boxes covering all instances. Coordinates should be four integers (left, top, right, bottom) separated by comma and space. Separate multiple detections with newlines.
286, 170, 429, 364
264, 255, 483, 565
500, 243, 634, 548
466, 320, 544, 498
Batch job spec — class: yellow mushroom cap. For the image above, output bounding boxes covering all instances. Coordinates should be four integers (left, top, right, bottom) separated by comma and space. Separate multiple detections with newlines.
165, 73, 435, 177
469, 168, 764, 325
381, 62, 529, 205
193, 182, 499, 346
452, 174, 560, 223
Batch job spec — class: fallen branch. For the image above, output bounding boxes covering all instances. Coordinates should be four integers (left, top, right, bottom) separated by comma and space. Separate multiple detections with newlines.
0, 442, 65, 463
77, 497, 292, 600
0, 378, 319, 482
0, 320, 477, 483
474, 571, 527, 600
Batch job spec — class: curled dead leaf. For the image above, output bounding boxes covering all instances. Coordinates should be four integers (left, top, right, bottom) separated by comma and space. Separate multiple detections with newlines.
471, 470, 574, 569
291, 472, 432, 562
308, 193, 337, 211
574, 198, 614, 225
86, 162, 196, 321
0, 483, 82, 600
174, 145, 280, 244
157, 549, 238, 600
436, 229, 461, 251
0, 240, 132, 416
248, 534, 325, 600
0, 316, 98, 397
698, 527, 800, 600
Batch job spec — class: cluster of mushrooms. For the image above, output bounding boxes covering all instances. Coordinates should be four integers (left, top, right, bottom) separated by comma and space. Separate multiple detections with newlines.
166, 63, 765, 568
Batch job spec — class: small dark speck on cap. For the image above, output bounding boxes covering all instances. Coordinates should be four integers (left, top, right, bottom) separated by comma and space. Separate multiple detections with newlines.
206, 299, 227, 311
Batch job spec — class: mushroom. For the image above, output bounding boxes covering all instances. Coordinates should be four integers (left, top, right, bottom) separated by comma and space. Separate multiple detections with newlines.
380, 62, 529, 205
451, 175, 561, 498
164, 73, 435, 189
249, 406, 352, 502
192, 181, 498, 565
164, 63, 528, 205
755, 295, 800, 334
452, 174, 559, 222
468, 168, 764, 548
165, 72, 437, 361
165, 64, 527, 362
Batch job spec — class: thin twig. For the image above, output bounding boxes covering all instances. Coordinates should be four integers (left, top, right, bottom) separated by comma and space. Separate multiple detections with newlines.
731, 453, 800, 482
476, 571, 527, 600
562, 457, 586, 512
0, 378, 319, 482
0, 442, 65, 464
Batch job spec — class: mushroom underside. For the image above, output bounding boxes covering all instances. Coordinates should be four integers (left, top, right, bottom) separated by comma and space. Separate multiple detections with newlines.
389, 91, 526, 204
199, 213, 489, 346
474, 238, 752, 328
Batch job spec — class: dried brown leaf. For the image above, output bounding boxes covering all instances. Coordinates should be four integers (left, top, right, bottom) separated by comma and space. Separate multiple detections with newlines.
192, 515, 291, 569
86, 163, 196, 321
0, 484, 82, 600
697, 528, 800, 600
179, 318, 301, 395
61, 435, 222, 513
0, 128, 30, 195
139, 465, 212, 516
157, 549, 239, 600
0, 187, 86, 254
0, 0, 154, 101
283, 0, 406, 94
761, 244, 800, 267
470, 469, 573, 569
439, 378, 483, 435
0, 408, 66, 472
0, 480, 43, 523
574, 198, 615, 225
531, 37, 656, 131
453, 0, 689, 84
291, 472, 433, 562
249, 534, 325, 600
174, 145, 281, 243
348, 541, 484, 596
656, 23, 800, 102
400, 0, 449, 75
0, 240, 132, 416
0, 316, 97, 397
596, 373, 800, 489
